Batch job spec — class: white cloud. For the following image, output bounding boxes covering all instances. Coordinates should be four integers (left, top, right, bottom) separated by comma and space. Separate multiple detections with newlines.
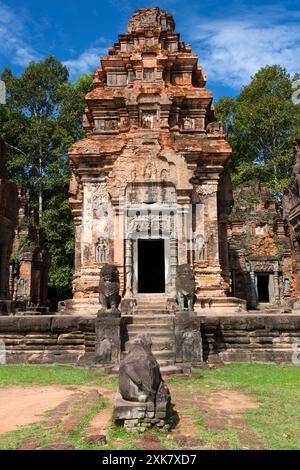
63, 43, 107, 78
186, 7, 300, 90
0, 1, 39, 66
0, 1, 107, 78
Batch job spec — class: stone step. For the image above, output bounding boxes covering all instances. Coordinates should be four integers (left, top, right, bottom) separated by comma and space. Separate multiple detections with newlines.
127, 326, 173, 335
125, 338, 174, 352
70, 304, 99, 308
161, 364, 185, 376
155, 359, 176, 367
128, 331, 175, 344
110, 361, 185, 376
248, 309, 282, 315
135, 295, 169, 306
126, 323, 173, 331
125, 321, 172, 328
125, 315, 174, 324
127, 326, 173, 336
120, 350, 174, 364
75, 307, 99, 312
136, 295, 168, 300
135, 294, 169, 299
151, 350, 175, 360
135, 305, 169, 315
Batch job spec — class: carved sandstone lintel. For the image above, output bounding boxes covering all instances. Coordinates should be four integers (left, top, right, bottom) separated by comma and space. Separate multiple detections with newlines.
195, 182, 218, 197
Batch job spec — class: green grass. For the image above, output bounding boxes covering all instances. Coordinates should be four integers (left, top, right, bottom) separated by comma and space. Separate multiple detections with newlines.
0, 365, 105, 387
1, 363, 300, 449
195, 416, 241, 450
107, 425, 140, 450
0, 389, 109, 450
0, 423, 51, 450
199, 363, 300, 387
69, 401, 110, 450
195, 363, 300, 450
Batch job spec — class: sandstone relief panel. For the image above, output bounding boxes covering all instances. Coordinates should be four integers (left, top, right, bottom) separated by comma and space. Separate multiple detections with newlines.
82, 183, 114, 266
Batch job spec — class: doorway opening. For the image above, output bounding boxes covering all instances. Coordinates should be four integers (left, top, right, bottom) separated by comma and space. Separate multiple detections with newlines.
257, 274, 270, 302
138, 239, 165, 293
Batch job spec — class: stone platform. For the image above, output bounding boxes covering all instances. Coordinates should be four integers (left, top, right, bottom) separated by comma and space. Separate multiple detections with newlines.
113, 393, 170, 432
58, 294, 248, 316
1, 314, 300, 368
196, 297, 247, 314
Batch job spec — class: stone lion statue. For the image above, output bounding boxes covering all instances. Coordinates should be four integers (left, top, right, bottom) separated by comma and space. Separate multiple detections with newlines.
99, 264, 121, 313
176, 264, 196, 311
118, 334, 169, 404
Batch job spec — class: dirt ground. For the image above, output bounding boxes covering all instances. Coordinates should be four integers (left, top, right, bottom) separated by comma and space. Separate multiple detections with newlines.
0, 382, 262, 450
0, 386, 76, 434
207, 390, 259, 415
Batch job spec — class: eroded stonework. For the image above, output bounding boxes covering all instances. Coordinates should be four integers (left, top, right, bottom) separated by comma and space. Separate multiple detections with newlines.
0, 140, 18, 314
228, 184, 292, 310
284, 139, 300, 309
0, 141, 50, 315
64, 7, 243, 315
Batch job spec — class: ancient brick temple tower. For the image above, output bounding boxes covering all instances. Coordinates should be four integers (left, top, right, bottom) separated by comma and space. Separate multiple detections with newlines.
62, 7, 245, 315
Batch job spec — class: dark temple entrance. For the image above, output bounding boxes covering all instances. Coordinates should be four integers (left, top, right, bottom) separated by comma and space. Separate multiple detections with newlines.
257, 274, 270, 303
138, 239, 165, 293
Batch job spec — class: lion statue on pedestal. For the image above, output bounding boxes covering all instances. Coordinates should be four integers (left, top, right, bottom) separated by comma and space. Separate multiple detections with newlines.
98, 264, 121, 314
175, 264, 196, 311
118, 334, 170, 405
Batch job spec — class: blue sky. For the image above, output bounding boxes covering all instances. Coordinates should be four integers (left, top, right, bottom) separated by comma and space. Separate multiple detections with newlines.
0, 0, 299, 100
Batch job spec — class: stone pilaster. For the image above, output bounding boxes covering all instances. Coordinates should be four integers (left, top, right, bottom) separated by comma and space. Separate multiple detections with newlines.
124, 238, 133, 297
176, 199, 190, 265
194, 179, 226, 297
113, 202, 125, 292
274, 261, 280, 305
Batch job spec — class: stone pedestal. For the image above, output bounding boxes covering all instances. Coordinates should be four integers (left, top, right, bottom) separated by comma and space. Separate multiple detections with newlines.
113, 383, 171, 432
175, 310, 203, 363
95, 310, 121, 365
113, 333, 173, 431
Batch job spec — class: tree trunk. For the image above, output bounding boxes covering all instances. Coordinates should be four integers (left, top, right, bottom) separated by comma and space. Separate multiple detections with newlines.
39, 157, 43, 222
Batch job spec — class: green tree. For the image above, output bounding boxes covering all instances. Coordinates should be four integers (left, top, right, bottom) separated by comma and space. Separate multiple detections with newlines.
0, 57, 93, 308
41, 73, 93, 307
215, 65, 300, 194
1, 56, 69, 217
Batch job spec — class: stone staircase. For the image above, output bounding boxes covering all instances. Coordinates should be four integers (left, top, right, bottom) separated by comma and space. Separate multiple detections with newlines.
249, 302, 287, 314
134, 293, 170, 314
121, 294, 185, 375
59, 293, 186, 375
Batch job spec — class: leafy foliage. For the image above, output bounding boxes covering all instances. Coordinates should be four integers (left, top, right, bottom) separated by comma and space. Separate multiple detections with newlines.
0, 57, 93, 307
215, 65, 300, 195
228, 183, 260, 222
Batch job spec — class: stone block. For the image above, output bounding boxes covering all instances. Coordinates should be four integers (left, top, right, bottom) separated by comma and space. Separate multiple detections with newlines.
0, 317, 21, 332
175, 310, 203, 363
51, 316, 95, 333
113, 394, 149, 421
95, 316, 121, 364
18, 316, 52, 332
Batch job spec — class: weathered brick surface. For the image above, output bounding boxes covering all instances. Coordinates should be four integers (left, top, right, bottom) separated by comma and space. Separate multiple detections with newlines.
1, 314, 300, 365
